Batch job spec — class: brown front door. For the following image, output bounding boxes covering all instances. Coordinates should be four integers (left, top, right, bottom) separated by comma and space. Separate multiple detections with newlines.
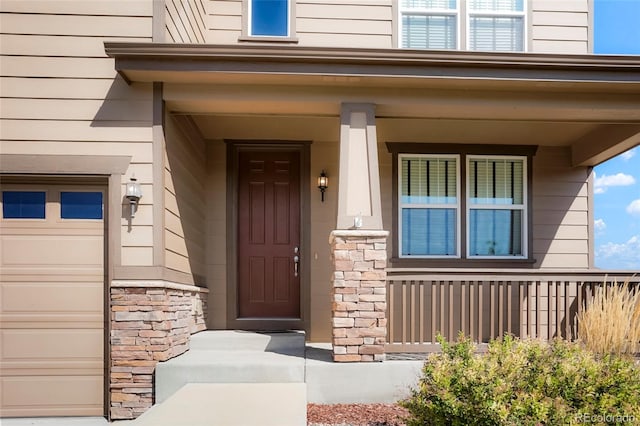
238, 149, 301, 318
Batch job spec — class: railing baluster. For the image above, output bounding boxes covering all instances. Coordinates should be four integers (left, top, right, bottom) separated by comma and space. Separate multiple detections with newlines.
402, 282, 407, 345
389, 281, 394, 344
431, 280, 436, 343
519, 281, 524, 338
498, 281, 504, 338
449, 281, 454, 341
440, 280, 445, 341
555, 281, 561, 339
470, 280, 475, 341
547, 281, 555, 340
461, 280, 466, 338
410, 281, 416, 346
565, 281, 571, 340
478, 280, 484, 343
490, 281, 495, 340
419, 282, 424, 345
507, 281, 513, 336
577, 280, 584, 340
535, 281, 541, 339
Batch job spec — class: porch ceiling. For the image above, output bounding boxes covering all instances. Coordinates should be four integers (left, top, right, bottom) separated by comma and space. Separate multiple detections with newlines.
105, 43, 640, 166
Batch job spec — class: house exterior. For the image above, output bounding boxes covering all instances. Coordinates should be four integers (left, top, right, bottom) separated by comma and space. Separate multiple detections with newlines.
1, 0, 639, 420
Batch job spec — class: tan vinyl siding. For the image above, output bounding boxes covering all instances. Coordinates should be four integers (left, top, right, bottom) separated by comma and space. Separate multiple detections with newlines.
205, 0, 393, 47
163, 116, 206, 281
532, 147, 590, 269
206, 0, 242, 43
296, 0, 393, 48
531, 0, 589, 53
165, 0, 207, 43
0, 4, 154, 266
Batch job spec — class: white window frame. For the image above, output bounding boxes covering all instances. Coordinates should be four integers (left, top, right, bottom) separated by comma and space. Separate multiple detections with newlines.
466, 0, 527, 52
398, 153, 462, 258
248, 0, 291, 38
466, 155, 528, 259
398, 0, 527, 52
398, 0, 461, 50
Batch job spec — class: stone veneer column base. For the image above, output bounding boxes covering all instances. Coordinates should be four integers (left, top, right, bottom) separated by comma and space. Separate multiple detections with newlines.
109, 280, 208, 420
330, 230, 389, 362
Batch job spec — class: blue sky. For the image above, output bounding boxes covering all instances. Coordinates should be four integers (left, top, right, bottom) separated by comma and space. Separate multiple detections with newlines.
592, 0, 640, 270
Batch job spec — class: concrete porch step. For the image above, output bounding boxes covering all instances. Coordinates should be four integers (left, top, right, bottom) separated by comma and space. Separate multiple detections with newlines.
188, 330, 306, 354
123, 383, 307, 426
155, 330, 306, 403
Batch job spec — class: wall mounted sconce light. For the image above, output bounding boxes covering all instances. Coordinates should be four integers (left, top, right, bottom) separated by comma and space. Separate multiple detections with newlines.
125, 176, 142, 218
317, 170, 328, 202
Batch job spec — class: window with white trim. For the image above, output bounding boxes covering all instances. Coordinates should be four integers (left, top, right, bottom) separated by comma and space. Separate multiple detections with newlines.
249, 0, 290, 37
467, 156, 526, 258
399, 155, 460, 257
400, 0, 459, 50
397, 153, 528, 260
399, 0, 526, 52
468, 0, 525, 51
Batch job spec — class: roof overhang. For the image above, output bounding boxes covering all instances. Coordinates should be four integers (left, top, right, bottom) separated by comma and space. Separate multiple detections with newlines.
105, 43, 640, 165
105, 43, 640, 88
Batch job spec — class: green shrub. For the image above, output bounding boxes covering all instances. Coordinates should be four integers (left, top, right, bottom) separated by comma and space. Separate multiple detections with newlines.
401, 334, 640, 425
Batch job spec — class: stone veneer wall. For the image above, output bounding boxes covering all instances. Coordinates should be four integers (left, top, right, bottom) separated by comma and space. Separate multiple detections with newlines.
330, 230, 389, 362
109, 281, 208, 420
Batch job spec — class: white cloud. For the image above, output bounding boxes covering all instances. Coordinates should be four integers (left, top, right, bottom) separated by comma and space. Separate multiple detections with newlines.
627, 199, 640, 216
621, 148, 636, 161
594, 172, 636, 194
594, 219, 606, 233
596, 235, 640, 269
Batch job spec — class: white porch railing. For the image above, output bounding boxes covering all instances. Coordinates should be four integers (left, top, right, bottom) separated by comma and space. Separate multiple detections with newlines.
386, 269, 639, 353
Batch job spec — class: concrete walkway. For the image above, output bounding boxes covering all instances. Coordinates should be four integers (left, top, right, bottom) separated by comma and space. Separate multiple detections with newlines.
2, 332, 423, 425
120, 383, 307, 426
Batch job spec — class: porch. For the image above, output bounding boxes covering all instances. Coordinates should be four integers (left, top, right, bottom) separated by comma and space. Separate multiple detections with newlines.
385, 269, 640, 352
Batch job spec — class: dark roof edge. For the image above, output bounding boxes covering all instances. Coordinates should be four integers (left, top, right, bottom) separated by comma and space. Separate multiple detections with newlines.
104, 42, 640, 71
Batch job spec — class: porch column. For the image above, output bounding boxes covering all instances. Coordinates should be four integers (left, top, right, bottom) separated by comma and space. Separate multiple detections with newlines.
331, 103, 388, 362
330, 230, 389, 362
336, 103, 383, 230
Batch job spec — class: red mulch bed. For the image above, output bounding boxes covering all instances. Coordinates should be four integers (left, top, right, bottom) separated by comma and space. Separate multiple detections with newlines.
307, 403, 409, 426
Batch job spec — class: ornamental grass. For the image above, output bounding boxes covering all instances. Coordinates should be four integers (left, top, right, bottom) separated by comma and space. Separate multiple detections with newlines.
577, 278, 640, 356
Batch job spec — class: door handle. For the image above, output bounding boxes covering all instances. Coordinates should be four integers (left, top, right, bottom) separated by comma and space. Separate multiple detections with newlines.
293, 246, 299, 277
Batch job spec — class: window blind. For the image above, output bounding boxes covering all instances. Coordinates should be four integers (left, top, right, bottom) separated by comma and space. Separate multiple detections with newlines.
469, 158, 523, 205
468, 158, 524, 256
469, 0, 523, 12
402, 14, 457, 49
469, 16, 524, 51
400, 156, 458, 256
402, 0, 456, 9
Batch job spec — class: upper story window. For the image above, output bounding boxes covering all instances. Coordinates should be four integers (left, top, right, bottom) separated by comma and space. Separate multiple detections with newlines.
468, 0, 525, 51
399, 0, 526, 52
249, 0, 290, 37
400, 0, 459, 50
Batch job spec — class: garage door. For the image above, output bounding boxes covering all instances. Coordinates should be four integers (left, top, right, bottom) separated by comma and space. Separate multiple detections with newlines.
0, 184, 105, 417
